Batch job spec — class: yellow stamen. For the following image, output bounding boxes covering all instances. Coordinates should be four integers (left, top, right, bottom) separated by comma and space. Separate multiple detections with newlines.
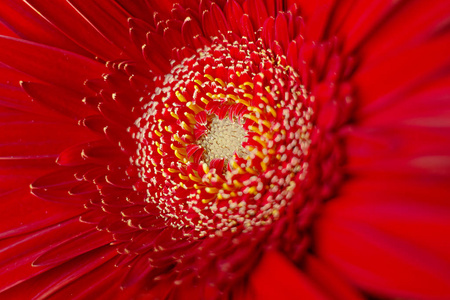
243, 82, 254, 89
237, 98, 250, 106
243, 93, 253, 99
189, 173, 202, 182
221, 183, 230, 191
175, 90, 187, 102
202, 163, 210, 174
173, 134, 185, 145
215, 78, 226, 87
245, 166, 258, 175
205, 187, 219, 194
248, 125, 263, 135
261, 120, 272, 129
266, 106, 277, 118
248, 106, 263, 114
171, 144, 186, 154
204, 74, 214, 82
187, 102, 202, 114
226, 94, 238, 101
184, 112, 196, 124
174, 149, 185, 160
181, 121, 192, 132
247, 186, 257, 194
253, 136, 267, 148
179, 173, 189, 181
233, 180, 243, 188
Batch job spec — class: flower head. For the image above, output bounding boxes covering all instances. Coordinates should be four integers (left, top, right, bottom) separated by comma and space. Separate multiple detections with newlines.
0, 0, 449, 299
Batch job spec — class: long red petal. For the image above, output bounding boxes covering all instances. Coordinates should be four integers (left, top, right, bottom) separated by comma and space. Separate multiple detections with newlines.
0, 36, 107, 93
249, 251, 331, 300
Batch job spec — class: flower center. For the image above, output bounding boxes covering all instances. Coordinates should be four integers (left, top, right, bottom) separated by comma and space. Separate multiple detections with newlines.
131, 37, 314, 239
197, 116, 248, 165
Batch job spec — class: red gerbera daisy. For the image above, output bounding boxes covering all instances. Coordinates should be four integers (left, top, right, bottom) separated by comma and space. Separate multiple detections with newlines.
0, 0, 449, 299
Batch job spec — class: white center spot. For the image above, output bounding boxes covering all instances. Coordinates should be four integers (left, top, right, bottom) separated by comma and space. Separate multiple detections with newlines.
198, 117, 248, 164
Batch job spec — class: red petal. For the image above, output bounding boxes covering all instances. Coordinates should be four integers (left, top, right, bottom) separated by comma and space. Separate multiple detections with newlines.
0, 188, 85, 239
340, 0, 404, 54
303, 1, 334, 41
286, 41, 299, 72
0, 156, 55, 192
32, 166, 91, 189
24, 0, 124, 60
240, 14, 256, 41
142, 41, 171, 75
0, 245, 117, 299
0, 217, 92, 293
329, 175, 450, 259
163, 27, 184, 49
0, 19, 17, 37
45, 259, 126, 300
210, 158, 225, 171
182, 16, 204, 49
225, 0, 244, 34
203, 3, 230, 37
0, 63, 35, 84
57, 140, 104, 166
354, 32, 450, 110
249, 251, 331, 300
33, 229, 111, 266
315, 200, 450, 299
116, 0, 163, 21
146, 31, 172, 61
68, 0, 140, 59
105, 171, 136, 189
245, 0, 269, 29
262, 17, 275, 48
21, 81, 95, 120
0, 83, 57, 118
286, 0, 328, 21
265, 0, 283, 17
98, 101, 136, 127
105, 125, 136, 154
120, 252, 161, 289
0, 36, 107, 92
274, 13, 289, 52
0, 0, 91, 56
0, 115, 97, 159
186, 144, 202, 158
82, 114, 109, 135
304, 255, 365, 300
356, 0, 450, 62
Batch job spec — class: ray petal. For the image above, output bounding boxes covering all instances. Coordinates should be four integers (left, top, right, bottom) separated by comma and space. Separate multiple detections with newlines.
249, 251, 331, 300
0, 36, 108, 92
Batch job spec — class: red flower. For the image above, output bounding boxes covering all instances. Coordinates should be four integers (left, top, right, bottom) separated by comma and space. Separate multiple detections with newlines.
0, 0, 449, 299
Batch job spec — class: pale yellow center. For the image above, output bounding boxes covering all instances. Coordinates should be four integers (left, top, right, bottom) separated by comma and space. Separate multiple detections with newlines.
198, 117, 248, 164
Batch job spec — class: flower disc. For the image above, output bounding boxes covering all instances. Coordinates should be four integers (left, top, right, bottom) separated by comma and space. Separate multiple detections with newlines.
1, 0, 449, 299
131, 37, 314, 239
